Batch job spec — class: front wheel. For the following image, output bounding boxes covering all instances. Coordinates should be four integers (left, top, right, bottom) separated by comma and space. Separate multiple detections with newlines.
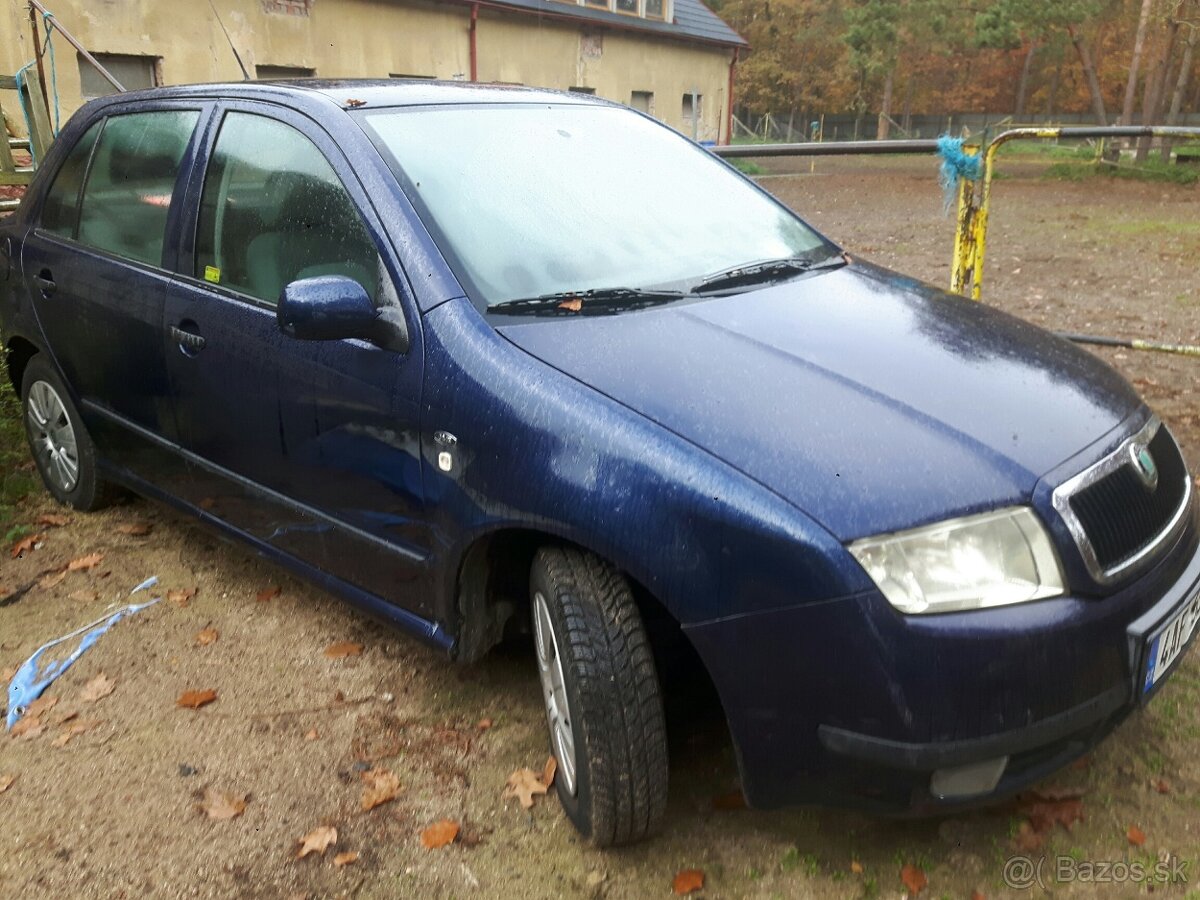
529, 546, 669, 846
21, 355, 115, 511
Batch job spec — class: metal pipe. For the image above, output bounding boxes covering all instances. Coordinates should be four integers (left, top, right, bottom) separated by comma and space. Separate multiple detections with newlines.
724, 47, 737, 146
27, 4, 51, 114
713, 138, 942, 158
1056, 332, 1200, 358
27, 0, 125, 93
469, 3, 479, 83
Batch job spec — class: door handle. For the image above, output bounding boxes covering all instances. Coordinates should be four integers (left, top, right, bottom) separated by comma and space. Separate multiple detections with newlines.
33, 269, 55, 295
170, 325, 206, 352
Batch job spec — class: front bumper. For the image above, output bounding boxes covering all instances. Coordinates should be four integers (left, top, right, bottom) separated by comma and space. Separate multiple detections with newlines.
685, 508, 1200, 813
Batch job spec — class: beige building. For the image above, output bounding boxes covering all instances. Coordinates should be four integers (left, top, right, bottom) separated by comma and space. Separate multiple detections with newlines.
2, 0, 745, 143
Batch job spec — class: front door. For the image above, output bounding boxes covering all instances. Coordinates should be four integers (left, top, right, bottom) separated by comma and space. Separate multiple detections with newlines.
165, 105, 431, 614
22, 106, 204, 484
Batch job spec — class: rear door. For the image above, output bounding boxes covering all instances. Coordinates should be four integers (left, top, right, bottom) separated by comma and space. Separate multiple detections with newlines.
21, 104, 206, 483
165, 103, 432, 614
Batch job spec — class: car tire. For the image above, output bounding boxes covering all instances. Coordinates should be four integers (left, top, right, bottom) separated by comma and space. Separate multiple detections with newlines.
529, 546, 669, 846
21, 355, 116, 511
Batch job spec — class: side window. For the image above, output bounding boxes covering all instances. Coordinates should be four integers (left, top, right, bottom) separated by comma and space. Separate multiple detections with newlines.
40, 120, 102, 239
194, 112, 382, 306
77, 110, 199, 267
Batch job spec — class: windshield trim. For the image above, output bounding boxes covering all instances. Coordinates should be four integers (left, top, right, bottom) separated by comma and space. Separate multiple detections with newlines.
354, 102, 841, 320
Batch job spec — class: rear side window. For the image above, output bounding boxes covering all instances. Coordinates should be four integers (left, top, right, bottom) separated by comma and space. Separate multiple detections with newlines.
76, 110, 199, 267
194, 112, 380, 306
40, 120, 102, 238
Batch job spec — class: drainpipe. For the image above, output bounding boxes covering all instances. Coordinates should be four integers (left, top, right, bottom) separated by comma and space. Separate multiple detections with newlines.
469, 3, 479, 82
725, 47, 738, 145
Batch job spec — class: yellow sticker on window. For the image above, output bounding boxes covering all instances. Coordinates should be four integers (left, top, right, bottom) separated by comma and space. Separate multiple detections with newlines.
204, 265, 221, 284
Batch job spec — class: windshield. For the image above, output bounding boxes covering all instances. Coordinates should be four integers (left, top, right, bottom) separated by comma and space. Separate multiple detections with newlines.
359, 103, 832, 308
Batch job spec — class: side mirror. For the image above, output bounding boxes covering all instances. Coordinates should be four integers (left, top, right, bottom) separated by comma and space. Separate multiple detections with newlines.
277, 275, 380, 342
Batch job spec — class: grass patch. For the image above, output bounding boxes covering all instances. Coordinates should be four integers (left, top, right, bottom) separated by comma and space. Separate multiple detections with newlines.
0, 373, 36, 529
1045, 158, 1199, 186
730, 158, 767, 176
997, 140, 1097, 160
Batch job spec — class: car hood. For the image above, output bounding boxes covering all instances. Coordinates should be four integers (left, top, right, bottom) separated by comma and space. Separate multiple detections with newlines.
495, 263, 1144, 540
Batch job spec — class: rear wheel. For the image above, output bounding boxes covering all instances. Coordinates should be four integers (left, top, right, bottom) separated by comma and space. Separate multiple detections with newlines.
21, 355, 115, 511
530, 546, 669, 846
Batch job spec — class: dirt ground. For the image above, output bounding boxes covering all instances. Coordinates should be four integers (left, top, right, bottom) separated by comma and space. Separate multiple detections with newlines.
2, 157, 1199, 899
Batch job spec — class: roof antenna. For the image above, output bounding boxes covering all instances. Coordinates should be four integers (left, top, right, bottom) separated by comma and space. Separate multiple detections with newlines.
208, 0, 251, 80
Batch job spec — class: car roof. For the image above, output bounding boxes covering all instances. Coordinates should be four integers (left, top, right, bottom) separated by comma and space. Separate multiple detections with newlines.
88, 79, 611, 112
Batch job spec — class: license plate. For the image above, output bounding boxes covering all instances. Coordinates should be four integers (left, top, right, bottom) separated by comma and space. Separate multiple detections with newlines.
1144, 586, 1200, 693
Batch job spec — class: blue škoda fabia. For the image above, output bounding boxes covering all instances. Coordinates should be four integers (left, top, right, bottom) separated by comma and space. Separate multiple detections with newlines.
2, 81, 1197, 846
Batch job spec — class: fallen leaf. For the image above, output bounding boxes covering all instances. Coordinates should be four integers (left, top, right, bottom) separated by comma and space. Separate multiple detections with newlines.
333, 850, 359, 867
51, 718, 99, 748
38, 569, 68, 590
304, 728, 320, 741
323, 641, 363, 659
1127, 825, 1147, 847
168, 587, 197, 608
420, 819, 459, 849
36, 513, 70, 527
296, 825, 337, 859
80, 673, 116, 702
712, 789, 746, 810
177, 689, 218, 709
1, 665, 16, 683
345, 98, 367, 108
503, 767, 549, 809
901, 863, 927, 895
11, 533, 44, 558
115, 522, 153, 536
477, 717, 493, 731
25, 696, 58, 719
557, 296, 583, 312
1151, 778, 1171, 794
542, 755, 557, 789
55, 708, 79, 725
0, 774, 13, 793
200, 787, 248, 820
672, 869, 705, 895
360, 767, 402, 811
256, 586, 281, 602
1019, 790, 1084, 835
850, 860, 864, 874
11, 716, 43, 739
67, 552, 103, 571
971, 892, 986, 900
196, 627, 219, 647
69, 589, 98, 603
1014, 821, 1046, 853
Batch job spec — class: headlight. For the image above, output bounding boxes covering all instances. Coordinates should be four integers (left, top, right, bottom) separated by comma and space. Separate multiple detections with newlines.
848, 507, 1065, 614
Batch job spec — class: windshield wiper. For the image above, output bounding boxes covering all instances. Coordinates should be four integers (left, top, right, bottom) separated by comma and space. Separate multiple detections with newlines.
490, 287, 688, 315
692, 252, 847, 295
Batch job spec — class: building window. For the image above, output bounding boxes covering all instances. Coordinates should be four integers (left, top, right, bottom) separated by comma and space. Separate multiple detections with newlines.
682, 92, 701, 122
569, 86, 596, 95
254, 65, 316, 80
556, 0, 670, 19
78, 53, 158, 101
630, 91, 654, 114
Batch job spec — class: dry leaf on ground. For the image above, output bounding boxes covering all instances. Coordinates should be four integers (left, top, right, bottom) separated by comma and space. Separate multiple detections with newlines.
256, 586, 281, 602
68, 589, 98, 603
168, 587, 197, 608
542, 755, 557, 789
323, 640, 363, 659
1014, 821, 1045, 853
296, 825, 337, 859
360, 767, 402, 812
971, 891, 986, 900
1152, 778, 1171, 794
503, 767, 549, 809
1, 665, 16, 683
177, 689, 218, 709
115, 522, 153, 536
901, 863, 927, 895
67, 552, 104, 571
1127, 825, 1147, 847
477, 717, 493, 731
11, 533, 44, 558
333, 851, 359, 867
850, 860, 864, 874
38, 569, 68, 590
304, 728, 320, 741
80, 673, 116, 702
196, 627, 219, 647
11, 716, 43, 739
420, 819, 460, 849
672, 869, 705, 895
52, 719, 100, 748
0, 774, 14, 793
25, 696, 58, 719
200, 788, 248, 821
36, 513, 70, 527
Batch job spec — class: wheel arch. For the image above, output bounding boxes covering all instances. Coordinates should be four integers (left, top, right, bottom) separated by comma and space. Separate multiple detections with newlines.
4, 334, 41, 394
